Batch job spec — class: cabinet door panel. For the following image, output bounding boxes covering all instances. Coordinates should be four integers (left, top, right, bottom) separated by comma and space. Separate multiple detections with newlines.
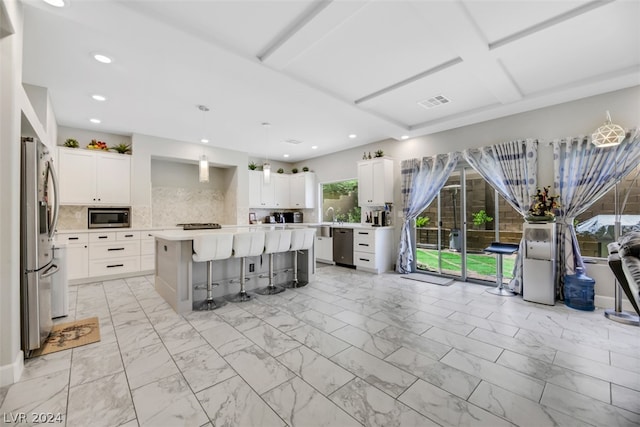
357, 162, 373, 206
249, 171, 262, 207
96, 155, 131, 204
66, 243, 89, 280
273, 174, 289, 208
58, 149, 96, 204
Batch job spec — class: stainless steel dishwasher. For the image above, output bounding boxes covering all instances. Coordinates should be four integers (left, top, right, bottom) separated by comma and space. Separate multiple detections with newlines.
333, 228, 354, 266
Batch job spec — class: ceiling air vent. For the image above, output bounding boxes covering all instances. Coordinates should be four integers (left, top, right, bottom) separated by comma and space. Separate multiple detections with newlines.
418, 95, 451, 109
285, 139, 302, 145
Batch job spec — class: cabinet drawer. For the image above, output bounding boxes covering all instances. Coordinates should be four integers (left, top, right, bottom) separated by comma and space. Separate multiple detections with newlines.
354, 251, 376, 269
89, 232, 117, 242
117, 231, 140, 240
90, 240, 140, 259
141, 239, 155, 256
89, 257, 140, 277
140, 254, 155, 271
57, 233, 88, 244
354, 230, 375, 253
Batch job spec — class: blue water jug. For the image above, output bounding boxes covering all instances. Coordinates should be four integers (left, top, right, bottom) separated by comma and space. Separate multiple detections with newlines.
564, 267, 595, 311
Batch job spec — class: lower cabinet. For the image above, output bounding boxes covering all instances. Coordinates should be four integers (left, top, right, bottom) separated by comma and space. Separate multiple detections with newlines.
315, 236, 333, 264
57, 233, 89, 280
57, 229, 159, 283
353, 228, 393, 274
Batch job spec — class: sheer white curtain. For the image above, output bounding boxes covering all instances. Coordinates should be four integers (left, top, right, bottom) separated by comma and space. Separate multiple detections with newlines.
463, 140, 538, 293
553, 128, 640, 297
396, 153, 459, 273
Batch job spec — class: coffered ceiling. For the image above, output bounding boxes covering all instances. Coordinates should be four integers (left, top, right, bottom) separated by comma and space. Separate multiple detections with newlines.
21, 0, 640, 161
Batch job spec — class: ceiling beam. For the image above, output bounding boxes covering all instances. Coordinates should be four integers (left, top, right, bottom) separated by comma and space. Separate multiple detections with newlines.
409, 0, 523, 105
259, 0, 370, 69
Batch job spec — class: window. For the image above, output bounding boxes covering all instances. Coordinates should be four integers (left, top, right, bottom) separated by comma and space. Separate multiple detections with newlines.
321, 180, 360, 223
575, 164, 640, 258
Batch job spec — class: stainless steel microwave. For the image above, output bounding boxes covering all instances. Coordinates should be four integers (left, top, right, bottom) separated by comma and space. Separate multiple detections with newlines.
88, 207, 130, 229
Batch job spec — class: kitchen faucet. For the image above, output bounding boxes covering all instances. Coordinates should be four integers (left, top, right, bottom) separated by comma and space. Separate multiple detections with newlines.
326, 206, 336, 223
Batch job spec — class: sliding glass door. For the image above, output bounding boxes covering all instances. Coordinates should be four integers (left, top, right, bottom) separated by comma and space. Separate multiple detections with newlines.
415, 163, 523, 285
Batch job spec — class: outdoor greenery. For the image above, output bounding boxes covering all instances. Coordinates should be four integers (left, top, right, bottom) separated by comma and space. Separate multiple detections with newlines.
415, 216, 430, 227
472, 209, 493, 227
416, 248, 515, 281
322, 179, 360, 223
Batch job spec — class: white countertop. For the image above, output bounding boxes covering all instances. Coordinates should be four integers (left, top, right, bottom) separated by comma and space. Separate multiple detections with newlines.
151, 225, 315, 241
307, 223, 394, 229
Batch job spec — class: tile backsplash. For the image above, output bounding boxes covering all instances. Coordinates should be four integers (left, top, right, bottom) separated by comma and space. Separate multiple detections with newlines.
57, 205, 87, 230
152, 186, 225, 227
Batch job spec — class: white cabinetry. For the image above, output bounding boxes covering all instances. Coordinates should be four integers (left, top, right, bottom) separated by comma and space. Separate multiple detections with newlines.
88, 231, 140, 277
56, 232, 89, 280
57, 228, 157, 283
272, 174, 289, 208
249, 171, 314, 209
315, 236, 333, 264
249, 170, 275, 207
140, 232, 156, 271
290, 172, 316, 209
57, 147, 131, 205
357, 158, 393, 207
353, 227, 393, 274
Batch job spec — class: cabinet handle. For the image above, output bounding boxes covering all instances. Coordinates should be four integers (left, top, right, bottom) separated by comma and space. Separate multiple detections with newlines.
358, 243, 369, 247
359, 258, 370, 262
124, 234, 134, 238
98, 236, 108, 239
358, 232, 369, 235
107, 264, 124, 268
108, 247, 125, 251
69, 237, 79, 240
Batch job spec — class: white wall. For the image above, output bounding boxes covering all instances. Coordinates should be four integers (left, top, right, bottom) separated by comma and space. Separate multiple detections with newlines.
131, 133, 249, 226
298, 86, 640, 304
0, 0, 24, 386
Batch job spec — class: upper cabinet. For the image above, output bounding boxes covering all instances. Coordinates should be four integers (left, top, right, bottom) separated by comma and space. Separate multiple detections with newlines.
57, 147, 131, 205
358, 158, 393, 207
248, 170, 316, 209
290, 172, 316, 209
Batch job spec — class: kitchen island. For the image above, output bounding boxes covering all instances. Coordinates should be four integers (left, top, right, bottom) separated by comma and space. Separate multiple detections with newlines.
150, 226, 315, 313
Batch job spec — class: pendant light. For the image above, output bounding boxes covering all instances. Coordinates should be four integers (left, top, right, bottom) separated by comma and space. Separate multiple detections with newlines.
262, 122, 271, 184
198, 105, 210, 183
591, 110, 625, 148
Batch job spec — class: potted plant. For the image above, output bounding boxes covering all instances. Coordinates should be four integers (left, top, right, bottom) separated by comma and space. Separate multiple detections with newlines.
277, 168, 284, 174
248, 161, 257, 170
292, 167, 298, 174
374, 149, 384, 158
110, 143, 132, 154
302, 166, 309, 172
472, 210, 493, 229
63, 138, 79, 148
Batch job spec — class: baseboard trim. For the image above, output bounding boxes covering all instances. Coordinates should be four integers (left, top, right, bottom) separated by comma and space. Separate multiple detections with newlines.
0, 350, 24, 387
595, 295, 636, 312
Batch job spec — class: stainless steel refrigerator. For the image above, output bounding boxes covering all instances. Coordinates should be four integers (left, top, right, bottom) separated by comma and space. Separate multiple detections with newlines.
20, 137, 60, 356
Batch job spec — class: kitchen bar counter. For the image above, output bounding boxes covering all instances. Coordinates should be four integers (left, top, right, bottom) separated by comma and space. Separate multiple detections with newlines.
150, 226, 316, 313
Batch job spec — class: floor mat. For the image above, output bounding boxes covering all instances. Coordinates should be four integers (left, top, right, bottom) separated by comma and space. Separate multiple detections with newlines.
401, 273, 454, 286
32, 317, 100, 356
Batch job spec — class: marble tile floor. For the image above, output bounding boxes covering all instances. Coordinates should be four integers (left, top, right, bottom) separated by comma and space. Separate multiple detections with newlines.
2, 266, 640, 426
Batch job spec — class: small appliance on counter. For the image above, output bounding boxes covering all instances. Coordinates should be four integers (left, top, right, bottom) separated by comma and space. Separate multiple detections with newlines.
272, 212, 303, 223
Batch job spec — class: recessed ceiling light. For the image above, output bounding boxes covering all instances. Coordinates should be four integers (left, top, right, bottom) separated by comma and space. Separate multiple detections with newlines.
348, 134, 357, 139
92, 94, 107, 101
311, 145, 318, 150
93, 54, 112, 64
283, 154, 289, 158
43, 0, 65, 7
401, 135, 409, 140
89, 118, 101, 124
200, 138, 209, 143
